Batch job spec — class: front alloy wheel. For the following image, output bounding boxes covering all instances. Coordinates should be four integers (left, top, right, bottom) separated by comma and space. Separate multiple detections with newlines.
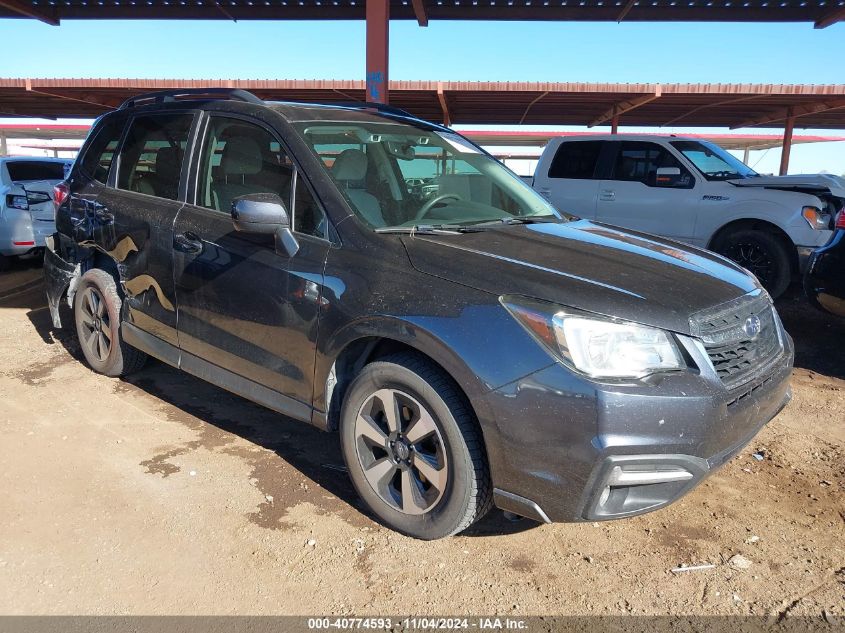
340, 352, 492, 539
354, 388, 448, 515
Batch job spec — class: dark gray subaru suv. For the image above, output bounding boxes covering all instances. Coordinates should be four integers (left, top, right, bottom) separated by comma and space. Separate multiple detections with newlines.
44, 89, 793, 539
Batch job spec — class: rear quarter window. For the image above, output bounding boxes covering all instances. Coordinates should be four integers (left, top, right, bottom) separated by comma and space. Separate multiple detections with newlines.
77, 116, 127, 183
547, 141, 603, 179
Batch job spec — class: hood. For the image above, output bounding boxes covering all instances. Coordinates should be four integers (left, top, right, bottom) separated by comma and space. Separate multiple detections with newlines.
402, 220, 759, 335
728, 173, 845, 199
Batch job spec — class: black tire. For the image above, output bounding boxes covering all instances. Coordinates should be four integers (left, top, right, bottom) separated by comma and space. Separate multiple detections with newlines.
73, 268, 147, 377
0, 254, 12, 272
339, 352, 492, 540
713, 229, 792, 299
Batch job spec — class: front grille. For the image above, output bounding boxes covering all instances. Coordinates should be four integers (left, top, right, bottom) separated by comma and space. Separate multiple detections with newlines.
689, 291, 784, 391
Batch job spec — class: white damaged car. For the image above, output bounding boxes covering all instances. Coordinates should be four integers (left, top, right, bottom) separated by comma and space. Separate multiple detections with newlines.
0, 157, 72, 271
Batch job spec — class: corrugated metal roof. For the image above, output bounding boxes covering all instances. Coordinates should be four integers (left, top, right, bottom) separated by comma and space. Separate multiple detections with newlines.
2, 78, 845, 129
2, 1, 843, 28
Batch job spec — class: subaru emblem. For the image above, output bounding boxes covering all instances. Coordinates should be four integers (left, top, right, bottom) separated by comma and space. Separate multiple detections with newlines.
743, 314, 762, 339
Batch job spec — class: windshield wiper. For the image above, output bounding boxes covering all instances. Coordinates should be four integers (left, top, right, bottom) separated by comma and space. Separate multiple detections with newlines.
467, 216, 557, 228
375, 224, 485, 234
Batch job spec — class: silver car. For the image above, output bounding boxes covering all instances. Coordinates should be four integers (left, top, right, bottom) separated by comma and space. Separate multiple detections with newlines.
0, 157, 72, 271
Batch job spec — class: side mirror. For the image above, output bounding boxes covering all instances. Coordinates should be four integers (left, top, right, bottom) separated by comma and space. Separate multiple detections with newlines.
231, 193, 299, 257
654, 167, 686, 188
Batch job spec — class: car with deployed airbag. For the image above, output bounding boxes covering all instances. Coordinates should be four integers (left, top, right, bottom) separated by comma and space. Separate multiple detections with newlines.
44, 90, 793, 539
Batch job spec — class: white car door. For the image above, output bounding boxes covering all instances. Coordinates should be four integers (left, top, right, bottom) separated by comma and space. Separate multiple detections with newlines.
595, 141, 699, 242
533, 140, 603, 219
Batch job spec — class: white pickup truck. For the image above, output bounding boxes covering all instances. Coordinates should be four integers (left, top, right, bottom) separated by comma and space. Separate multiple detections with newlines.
532, 134, 845, 298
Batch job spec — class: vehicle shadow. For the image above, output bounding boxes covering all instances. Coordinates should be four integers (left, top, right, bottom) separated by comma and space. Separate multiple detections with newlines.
20, 293, 539, 537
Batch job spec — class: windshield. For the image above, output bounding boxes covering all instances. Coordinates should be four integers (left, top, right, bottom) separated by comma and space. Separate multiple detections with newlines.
670, 140, 758, 181
294, 121, 562, 230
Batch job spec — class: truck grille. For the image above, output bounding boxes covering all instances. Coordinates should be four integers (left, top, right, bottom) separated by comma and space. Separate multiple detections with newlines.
689, 291, 784, 391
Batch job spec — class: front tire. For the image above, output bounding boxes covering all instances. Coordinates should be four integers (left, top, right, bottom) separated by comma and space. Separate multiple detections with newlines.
339, 352, 492, 539
73, 268, 147, 377
713, 229, 792, 299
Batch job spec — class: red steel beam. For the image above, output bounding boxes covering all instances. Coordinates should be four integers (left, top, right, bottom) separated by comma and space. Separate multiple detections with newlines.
411, 0, 428, 26
779, 109, 795, 176
366, 0, 390, 104
589, 89, 662, 127
815, 6, 845, 28
0, 0, 59, 24
437, 82, 450, 126
732, 98, 845, 129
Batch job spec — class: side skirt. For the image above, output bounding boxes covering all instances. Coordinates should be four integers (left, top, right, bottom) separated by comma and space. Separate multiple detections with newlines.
122, 322, 314, 425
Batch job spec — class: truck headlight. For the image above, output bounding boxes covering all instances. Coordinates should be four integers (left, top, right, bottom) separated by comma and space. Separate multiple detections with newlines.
802, 206, 831, 230
501, 297, 685, 380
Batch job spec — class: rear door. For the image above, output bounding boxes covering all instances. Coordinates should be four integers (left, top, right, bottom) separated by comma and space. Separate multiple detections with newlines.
95, 111, 198, 346
595, 141, 698, 241
533, 140, 604, 219
172, 113, 332, 412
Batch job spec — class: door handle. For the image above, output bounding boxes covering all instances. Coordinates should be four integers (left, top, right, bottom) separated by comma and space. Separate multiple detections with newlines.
173, 232, 203, 254
599, 189, 616, 201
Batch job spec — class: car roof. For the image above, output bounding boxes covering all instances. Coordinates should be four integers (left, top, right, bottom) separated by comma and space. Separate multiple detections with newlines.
557, 134, 704, 143
105, 95, 449, 133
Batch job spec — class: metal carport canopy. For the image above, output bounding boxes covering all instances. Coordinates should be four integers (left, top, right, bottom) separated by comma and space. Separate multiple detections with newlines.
2, 79, 845, 129
0, 1, 843, 28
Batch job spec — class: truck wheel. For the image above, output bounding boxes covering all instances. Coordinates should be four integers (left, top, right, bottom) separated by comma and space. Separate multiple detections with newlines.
339, 352, 492, 540
714, 229, 792, 299
73, 268, 147, 377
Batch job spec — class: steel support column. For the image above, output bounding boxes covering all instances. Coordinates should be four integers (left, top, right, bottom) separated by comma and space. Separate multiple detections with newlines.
742, 147, 750, 164
0, 133, 7, 157
366, 0, 390, 104
611, 106, 619, 134
779, 108, 795, 176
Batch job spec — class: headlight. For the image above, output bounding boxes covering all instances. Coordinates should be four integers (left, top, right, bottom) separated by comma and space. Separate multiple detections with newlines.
802, 206, 831, 230
501, 297, 685, 380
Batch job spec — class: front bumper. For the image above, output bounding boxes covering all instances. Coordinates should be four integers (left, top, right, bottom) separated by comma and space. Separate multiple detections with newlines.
477, 332, 794, 523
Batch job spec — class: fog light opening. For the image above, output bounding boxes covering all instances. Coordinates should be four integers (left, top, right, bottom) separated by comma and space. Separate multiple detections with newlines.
593, 464, 696, 518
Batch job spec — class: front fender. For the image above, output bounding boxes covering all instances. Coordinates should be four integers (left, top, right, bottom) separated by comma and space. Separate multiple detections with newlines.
313, 303, 555, 427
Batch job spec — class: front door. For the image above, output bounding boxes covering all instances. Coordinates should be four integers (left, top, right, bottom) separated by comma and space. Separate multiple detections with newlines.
595, 141, 699, 243
172, 114, 332, 413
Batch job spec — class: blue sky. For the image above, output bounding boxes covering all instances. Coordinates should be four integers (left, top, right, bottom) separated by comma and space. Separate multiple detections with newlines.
3, 18, 845, 173
5, 19, 845, 83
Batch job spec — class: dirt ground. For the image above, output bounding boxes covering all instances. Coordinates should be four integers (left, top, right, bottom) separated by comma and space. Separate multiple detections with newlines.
0, 259, 843, 619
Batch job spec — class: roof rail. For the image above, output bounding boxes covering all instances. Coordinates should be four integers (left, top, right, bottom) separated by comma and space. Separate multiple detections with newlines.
118, 88, 263, 110
333, 101, 416, 119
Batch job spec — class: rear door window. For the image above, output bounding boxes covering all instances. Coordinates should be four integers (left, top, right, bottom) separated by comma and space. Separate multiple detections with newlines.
548, 141, 603, 179
116, 113, 194, 201
78, 116, 126, 184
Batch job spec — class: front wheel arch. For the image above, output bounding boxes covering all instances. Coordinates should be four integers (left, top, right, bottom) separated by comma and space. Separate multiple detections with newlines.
707, 219, 798, 274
